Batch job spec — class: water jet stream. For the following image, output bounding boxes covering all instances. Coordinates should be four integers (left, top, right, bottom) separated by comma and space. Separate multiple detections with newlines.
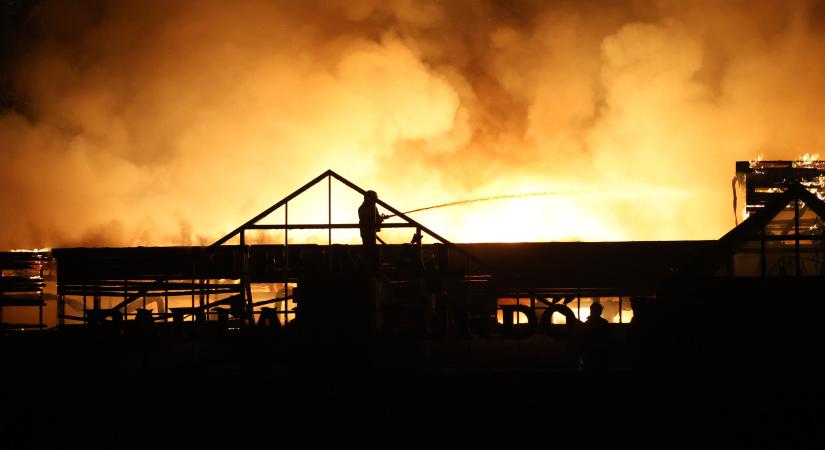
383, 187, 687, 218
385, 191, 594, 218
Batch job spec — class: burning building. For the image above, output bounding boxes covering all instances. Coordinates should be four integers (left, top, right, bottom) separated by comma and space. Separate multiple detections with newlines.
3, 160, 825, 450
2, 161, 823, 372
736, 157, 825, 222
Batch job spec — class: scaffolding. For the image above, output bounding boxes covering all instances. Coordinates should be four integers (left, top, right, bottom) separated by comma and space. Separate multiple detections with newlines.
55, 170, 491, 329
0, 251, 48, 332
736, 159, 825, 221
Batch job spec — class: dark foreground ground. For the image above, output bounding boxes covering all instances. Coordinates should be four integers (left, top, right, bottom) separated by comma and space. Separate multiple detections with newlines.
2, 330, 824, 449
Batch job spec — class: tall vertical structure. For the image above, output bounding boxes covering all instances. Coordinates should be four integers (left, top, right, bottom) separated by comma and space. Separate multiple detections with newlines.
0, 251, 48, 330
735, 158, 825, 230
729, 158, 825, 278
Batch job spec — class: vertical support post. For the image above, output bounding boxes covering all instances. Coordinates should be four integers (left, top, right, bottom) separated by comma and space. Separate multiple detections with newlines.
529, 288, 535, 325
241, 229, 254, 326
204, 248, 209, 317
193, 246, 199, 320
619, 297, 622, 324
164, 278, 168, 322
415, 228, 423, 268
202, 279, 208, 310
328, 175, 332, 246
58, 295, 64, 326
576, 288, 581, 320
39, 261, 45, 330
284, 203, 289, 326
123, 279, 127, 320
795, 198, 801, 276
328, 175, 333, 270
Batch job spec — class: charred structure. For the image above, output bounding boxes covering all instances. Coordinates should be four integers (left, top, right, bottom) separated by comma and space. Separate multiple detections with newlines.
736, 158, 825, 221
0, 251, 48, 331
3, 165, 825, 448
0, 165, 818, 370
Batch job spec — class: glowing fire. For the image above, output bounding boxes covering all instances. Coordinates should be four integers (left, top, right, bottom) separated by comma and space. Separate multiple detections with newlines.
3, 2, 825, 249
749, 154, 765, 169
242, 178, 692, 246
796, 153, 821, 166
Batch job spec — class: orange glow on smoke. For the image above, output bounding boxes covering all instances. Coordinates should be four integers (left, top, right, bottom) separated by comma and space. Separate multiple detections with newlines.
3, 1, 825, 248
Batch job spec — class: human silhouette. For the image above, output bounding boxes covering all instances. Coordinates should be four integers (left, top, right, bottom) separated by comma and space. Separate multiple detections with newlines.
581, 302, 610, 373
358, 190, 382, 244
131, 308, 158, 340
358, 190, 383, 271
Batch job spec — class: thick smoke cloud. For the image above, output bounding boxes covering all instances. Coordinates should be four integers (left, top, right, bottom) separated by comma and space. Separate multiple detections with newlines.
2, 0, 825, 248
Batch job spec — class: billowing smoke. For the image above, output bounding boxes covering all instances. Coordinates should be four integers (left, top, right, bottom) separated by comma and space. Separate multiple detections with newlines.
3, 0, 825, 248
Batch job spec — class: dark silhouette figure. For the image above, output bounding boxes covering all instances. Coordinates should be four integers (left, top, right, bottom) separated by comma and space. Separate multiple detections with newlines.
358, 190, 383, 271
130, 308, 158, 340
257, 307, 283, 331
134, 308, 153, 324
358, 190, 382, 245
581, 302, 610, 373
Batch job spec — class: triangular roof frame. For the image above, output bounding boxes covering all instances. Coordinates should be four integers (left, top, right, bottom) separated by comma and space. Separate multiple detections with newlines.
687, 182, 825, 277
209, 169, 487, 266
112, 170, 488, 314
720, 182, 825, 243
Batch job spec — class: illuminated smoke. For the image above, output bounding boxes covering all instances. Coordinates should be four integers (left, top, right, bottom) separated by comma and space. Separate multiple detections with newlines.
3, 0, 825, 247
389, 188, 685, 217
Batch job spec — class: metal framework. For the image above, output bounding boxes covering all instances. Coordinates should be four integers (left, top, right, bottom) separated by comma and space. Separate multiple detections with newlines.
0, 251, 48, 331
736, 159, 825, 220
55, 170, 489, 327
50, 167, 825, 332
211, 169, 489, 324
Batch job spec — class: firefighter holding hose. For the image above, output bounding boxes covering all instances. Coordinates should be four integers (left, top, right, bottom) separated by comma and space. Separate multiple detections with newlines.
358, 190, 383, 270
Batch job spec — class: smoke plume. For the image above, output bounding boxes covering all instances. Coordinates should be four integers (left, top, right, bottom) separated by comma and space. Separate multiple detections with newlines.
3, 0, 825, 247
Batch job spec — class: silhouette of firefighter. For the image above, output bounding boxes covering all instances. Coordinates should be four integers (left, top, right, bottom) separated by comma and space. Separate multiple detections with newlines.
581, 302, 610, 373
358, 190, 383, 271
